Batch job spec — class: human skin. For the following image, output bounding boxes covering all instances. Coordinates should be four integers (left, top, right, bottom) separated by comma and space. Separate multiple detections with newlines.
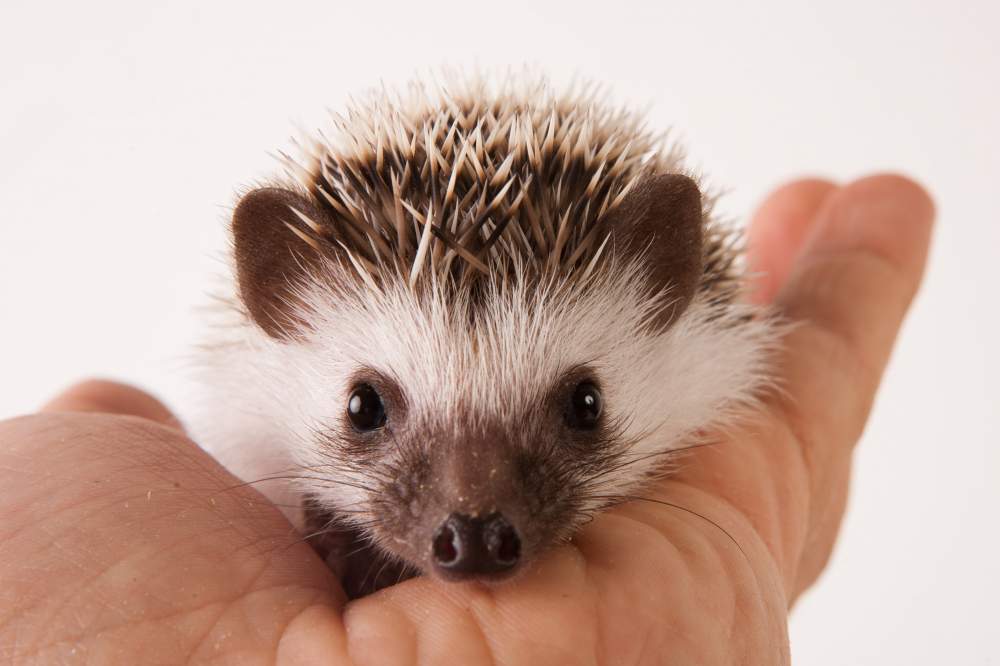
0, 174, 934, 665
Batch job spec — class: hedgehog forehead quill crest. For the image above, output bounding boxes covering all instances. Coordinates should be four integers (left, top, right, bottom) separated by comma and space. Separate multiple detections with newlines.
290, 75, 687, 280
231, 74, 739, 339
198, 72, 777, 595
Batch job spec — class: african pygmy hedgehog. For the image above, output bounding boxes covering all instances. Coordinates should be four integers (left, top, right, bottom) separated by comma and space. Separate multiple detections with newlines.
192, 72, 778, 597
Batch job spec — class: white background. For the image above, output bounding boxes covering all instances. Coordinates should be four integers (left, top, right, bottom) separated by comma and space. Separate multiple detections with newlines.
1, 1, 997, 663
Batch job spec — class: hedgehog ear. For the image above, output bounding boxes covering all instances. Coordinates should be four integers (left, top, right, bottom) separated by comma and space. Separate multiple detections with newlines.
232, 187, 335, 339
606, 173, 704, 330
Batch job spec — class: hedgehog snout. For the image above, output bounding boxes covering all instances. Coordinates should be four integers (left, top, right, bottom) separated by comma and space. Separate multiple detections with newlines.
431, 512, 521, 579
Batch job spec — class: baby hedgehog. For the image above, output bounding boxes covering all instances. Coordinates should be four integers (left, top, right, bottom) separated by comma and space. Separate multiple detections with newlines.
193, 74, 778, 597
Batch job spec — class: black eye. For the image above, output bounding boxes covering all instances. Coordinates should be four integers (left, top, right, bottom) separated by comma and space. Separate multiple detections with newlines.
347, 384, 386, 431
567, 382, 602, 430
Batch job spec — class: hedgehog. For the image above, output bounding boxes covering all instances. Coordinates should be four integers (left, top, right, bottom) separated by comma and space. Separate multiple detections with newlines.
192, 73, 778, 597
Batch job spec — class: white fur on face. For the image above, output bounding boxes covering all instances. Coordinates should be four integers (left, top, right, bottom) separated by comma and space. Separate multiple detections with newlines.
191, 253, 778, 531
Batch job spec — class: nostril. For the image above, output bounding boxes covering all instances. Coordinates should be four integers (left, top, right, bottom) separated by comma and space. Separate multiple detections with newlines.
495, 526, 520, 565
432, 522, 460, 565
486, 515, 521, 566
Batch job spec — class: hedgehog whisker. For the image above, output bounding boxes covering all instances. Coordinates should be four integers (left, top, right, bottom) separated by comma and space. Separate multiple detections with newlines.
283, 518, 384, 554
217, 474, 380, 496
583, 493, 749, 563
574, 441, 718, 488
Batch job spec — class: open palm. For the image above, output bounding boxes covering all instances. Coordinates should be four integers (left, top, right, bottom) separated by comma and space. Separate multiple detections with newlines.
0, 174, 933, 665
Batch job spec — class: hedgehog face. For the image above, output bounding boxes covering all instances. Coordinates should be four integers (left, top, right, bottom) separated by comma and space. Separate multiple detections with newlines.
218, 257, 778, 590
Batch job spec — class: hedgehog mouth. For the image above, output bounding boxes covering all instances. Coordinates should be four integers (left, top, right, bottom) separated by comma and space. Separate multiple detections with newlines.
303, 519, 418, 599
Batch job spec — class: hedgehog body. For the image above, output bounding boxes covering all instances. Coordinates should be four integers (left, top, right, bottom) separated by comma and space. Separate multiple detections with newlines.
191, 73, 778, 594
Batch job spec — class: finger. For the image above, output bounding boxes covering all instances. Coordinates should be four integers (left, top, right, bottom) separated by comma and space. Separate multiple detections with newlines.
769, 173, 934, 595
41, 378, 183, 431
747, 178, 839, 304
774, 173, 935, 441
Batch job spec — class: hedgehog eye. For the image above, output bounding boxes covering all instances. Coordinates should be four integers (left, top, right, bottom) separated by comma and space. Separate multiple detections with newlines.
347, 384, 386, 431
566, 382, 602, 430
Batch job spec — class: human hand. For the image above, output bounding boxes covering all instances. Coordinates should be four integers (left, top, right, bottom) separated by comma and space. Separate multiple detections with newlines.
0, 174, 933, 665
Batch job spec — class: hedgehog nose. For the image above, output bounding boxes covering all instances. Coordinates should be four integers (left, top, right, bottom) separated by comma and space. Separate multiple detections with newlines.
432, 512, 521, 577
